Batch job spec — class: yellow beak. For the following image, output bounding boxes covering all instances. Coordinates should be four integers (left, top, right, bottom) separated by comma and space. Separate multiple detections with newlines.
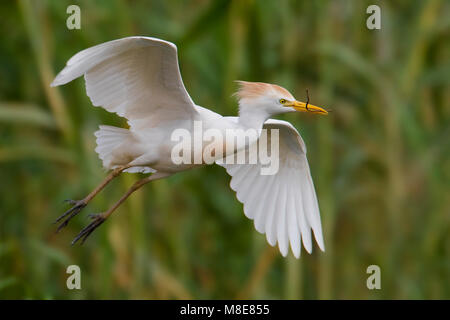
287, 100, 328, 115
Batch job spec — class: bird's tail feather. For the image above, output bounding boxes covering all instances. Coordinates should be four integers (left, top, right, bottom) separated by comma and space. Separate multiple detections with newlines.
94, 125, 131, 169
94, 125, 155, 174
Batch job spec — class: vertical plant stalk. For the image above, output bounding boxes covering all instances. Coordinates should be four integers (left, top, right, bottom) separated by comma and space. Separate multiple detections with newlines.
286, 255, 302, 299
385, 0, 442, 297
316, 1, 336, 300
236, 246, 278, 299
18, 0, 74, 143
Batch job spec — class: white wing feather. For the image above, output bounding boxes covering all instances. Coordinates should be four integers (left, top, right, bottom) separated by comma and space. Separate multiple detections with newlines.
219, 119, 325, 258
51, 36, 198, 130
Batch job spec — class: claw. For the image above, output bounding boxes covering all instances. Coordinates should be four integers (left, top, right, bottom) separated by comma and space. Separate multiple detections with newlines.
54, 200, 87, 232
71, 214, 106, 246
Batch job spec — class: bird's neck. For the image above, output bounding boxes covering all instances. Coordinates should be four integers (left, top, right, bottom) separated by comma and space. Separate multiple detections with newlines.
238, 107, 270, 132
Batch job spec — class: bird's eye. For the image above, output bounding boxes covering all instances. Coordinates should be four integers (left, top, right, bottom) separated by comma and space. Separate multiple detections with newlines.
279, 99, 287, 104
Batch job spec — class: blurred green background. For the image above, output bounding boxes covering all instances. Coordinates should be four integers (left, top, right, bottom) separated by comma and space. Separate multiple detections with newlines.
0, 0, 449, 299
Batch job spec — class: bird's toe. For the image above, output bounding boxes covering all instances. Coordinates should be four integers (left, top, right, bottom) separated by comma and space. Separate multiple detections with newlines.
54, 199, 87, 232
71, 214, 106, 246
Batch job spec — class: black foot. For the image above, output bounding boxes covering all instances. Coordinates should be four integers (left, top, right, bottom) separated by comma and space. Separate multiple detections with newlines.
71, 214, 106, 246
54, 200, 87, 232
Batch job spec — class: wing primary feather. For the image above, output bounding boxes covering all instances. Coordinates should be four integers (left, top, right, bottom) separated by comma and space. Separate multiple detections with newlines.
243, 175, 268, 220
264, 174, 281, 247
235, 166, 260, 208
302, 163, 325, 252
306, 168, 325, 251
287, 180, 301, 258
295, 170, 312, 253
226, 164, 243, 176
276, 170, 289, 257
253, 173, 277, 233
229, 165, 252, 192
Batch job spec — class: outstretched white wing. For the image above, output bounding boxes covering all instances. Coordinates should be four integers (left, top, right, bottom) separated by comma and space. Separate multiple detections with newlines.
51, 36, 198, 130
218, 119, 325, 258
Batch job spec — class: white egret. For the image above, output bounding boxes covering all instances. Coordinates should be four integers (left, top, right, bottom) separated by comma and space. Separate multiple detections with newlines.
52, 36, 327, 258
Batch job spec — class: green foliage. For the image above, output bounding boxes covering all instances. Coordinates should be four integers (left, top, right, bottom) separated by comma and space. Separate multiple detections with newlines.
0, 0, 448, 299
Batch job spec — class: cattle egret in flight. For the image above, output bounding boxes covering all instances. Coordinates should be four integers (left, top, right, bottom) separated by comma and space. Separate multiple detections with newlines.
51, 36, 327, 258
